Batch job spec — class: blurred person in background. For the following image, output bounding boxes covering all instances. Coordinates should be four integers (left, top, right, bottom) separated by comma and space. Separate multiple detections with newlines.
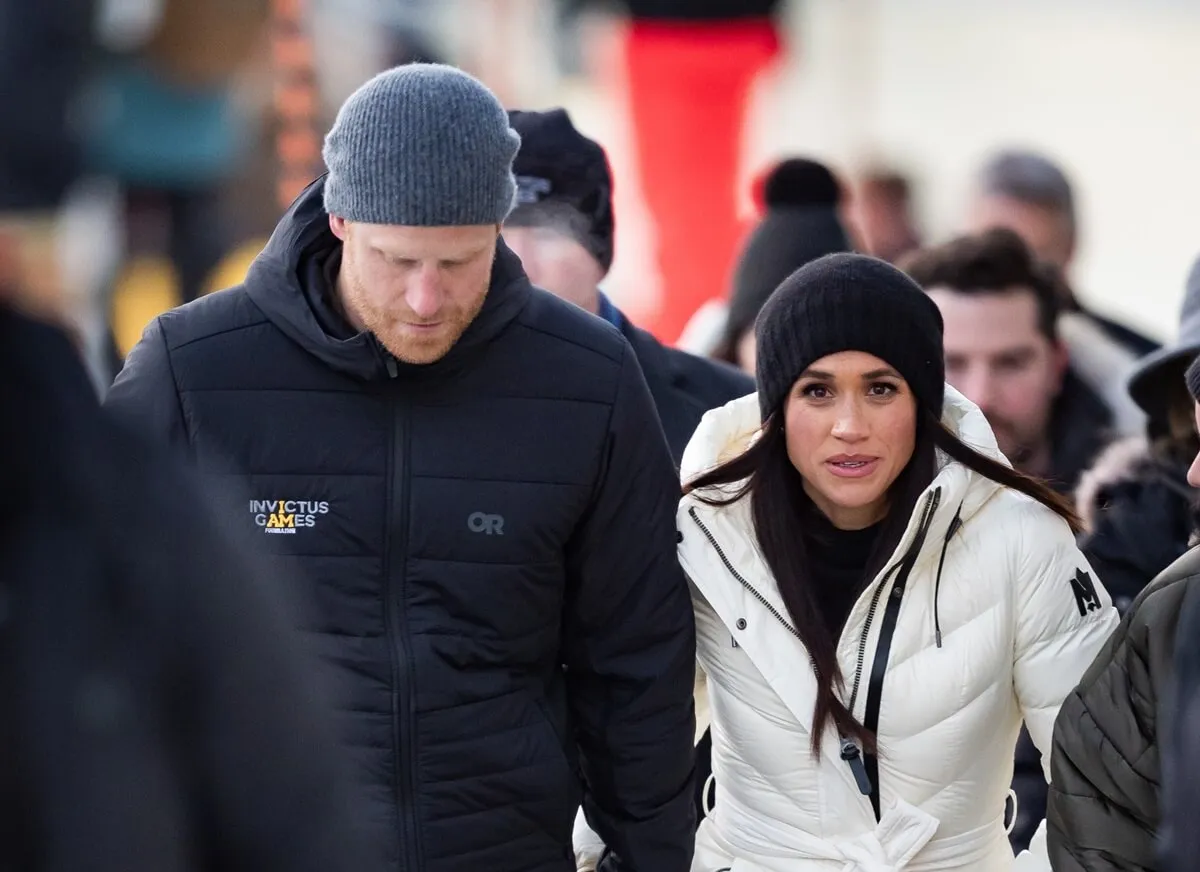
965, 150, 1156, 432
678, 158, 853, 371
901, 228, 1116, 853
902, 229, 1115, 499
846, 165, 923, 265
599, 0, 785, 343
503, 107, 753, 465
86, 0, 270, 313
1047, 350, 1200, 872
0, 280, 365, 869
105, 64, 697, 872
1075, 253, 1200, 615
0, 0, 99, 342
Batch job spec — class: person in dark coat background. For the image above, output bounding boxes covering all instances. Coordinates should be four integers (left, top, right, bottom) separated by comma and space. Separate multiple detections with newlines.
1076, 252, 1200, 614
1046, 351, 1200, 872
0, 299, 365, 871
674, 157, 854, 372
104, 64, 697, 872
502, 107, 753, 465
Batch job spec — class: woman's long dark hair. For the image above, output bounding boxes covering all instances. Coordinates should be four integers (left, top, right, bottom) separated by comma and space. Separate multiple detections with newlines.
684, 406, 1079, 756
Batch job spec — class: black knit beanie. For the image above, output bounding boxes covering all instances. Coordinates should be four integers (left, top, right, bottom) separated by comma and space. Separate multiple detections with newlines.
755, 252, 945, 422
505, 108, 615, 272
724, 158, 852, 353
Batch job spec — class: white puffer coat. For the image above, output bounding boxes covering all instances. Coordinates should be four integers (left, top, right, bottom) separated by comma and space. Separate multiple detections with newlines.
677, 388, 1118, 872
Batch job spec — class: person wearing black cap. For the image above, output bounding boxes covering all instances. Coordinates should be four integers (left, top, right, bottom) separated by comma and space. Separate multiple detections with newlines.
679, 157, 853, 372
666, 253, 1115, 870
1047, 344, 1200, 872
504, 108, 753, 465
1076, 252, 1200, 614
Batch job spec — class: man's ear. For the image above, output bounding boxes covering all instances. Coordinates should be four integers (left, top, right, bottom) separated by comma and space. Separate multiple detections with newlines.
329, 214, 349, 241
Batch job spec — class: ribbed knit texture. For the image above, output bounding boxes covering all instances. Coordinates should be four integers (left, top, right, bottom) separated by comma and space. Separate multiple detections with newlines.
754, 252, 945, 422
322, 64, 520, 226
506, 108, 615, 272
1186, 353, 1200, 403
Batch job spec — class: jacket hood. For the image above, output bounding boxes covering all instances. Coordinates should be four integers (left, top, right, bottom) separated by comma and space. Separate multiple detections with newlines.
680, 385, 1008, 550
244, 175, 532, 380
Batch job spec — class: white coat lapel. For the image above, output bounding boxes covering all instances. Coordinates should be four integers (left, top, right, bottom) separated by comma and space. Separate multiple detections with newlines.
681, 498, 822, 739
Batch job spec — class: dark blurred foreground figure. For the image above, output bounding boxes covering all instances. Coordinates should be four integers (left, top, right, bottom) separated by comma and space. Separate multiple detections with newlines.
0, 300, 365, 871
1047, 351, 1200, 872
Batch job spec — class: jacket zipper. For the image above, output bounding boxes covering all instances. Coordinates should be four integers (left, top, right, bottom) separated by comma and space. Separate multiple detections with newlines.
384, 358, 422, 869
845, 489, 939, 717
688, 506, 869, 786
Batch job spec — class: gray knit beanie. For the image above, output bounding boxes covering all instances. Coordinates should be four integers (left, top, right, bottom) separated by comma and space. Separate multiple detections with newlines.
322, 64, 521, 226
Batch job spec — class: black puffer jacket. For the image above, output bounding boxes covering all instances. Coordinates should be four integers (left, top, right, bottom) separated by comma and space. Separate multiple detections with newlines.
104, 179, 697, 872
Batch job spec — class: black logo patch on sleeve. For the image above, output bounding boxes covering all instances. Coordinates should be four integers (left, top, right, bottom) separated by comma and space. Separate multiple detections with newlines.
1069, 568, 1102, 617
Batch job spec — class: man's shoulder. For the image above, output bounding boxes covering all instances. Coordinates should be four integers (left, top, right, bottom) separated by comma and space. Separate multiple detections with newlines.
154, 285, 270, 353
513, 287, 630, 371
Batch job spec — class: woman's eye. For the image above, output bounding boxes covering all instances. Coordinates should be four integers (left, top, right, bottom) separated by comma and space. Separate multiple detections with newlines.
868, 382, 899, 397
801, 384, 831, 399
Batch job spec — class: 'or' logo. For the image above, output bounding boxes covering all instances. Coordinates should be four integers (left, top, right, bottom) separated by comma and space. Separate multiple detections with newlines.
467, 512, 505, 536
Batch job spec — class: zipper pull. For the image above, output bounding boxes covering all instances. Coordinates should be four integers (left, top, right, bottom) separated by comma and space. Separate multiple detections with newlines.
385, 355, 398, 378
840, 738, 872, 796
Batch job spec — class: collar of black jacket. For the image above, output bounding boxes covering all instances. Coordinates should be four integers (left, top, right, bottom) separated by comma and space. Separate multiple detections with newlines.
244, 175, 533, 381
1049, 367, 1115, 495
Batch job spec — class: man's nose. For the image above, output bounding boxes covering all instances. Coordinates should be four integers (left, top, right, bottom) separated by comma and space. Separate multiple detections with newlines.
957, 368, 998, 412
406, 266, 443, 320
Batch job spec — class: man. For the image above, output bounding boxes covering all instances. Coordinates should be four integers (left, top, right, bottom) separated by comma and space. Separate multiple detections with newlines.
105, 64, 696, 872
1046, 351, 1200, 872
0, 297, 366, 870
964, 151, 1155, 434
502, 107, 753, 464
902, 228, 1113, 497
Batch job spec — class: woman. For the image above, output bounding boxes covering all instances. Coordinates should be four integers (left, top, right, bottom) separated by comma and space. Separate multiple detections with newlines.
679, 253, 1118, 871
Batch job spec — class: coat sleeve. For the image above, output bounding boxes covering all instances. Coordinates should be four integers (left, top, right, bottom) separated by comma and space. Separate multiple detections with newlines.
1046, 579, 1181, 872
103, 316, 191, 455
563, 343, 697, 872
1008, 498, 1121, 871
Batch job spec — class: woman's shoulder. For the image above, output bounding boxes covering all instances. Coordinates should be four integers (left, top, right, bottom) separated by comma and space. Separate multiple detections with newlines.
968, 483, 1073, 535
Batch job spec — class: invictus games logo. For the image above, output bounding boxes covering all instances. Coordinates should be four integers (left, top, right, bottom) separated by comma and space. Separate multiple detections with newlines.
250, 499, 329, 534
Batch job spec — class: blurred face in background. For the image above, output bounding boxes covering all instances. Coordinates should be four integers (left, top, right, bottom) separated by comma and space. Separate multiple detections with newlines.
503, 224, 604, 314
928, 285, 1067, 472
965, 194, 1074, 272
330, 216, 498, 364
735, 330, 757, 375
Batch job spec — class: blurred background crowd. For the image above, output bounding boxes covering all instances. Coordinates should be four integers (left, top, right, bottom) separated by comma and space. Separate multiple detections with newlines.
6, 0, 1200, 388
